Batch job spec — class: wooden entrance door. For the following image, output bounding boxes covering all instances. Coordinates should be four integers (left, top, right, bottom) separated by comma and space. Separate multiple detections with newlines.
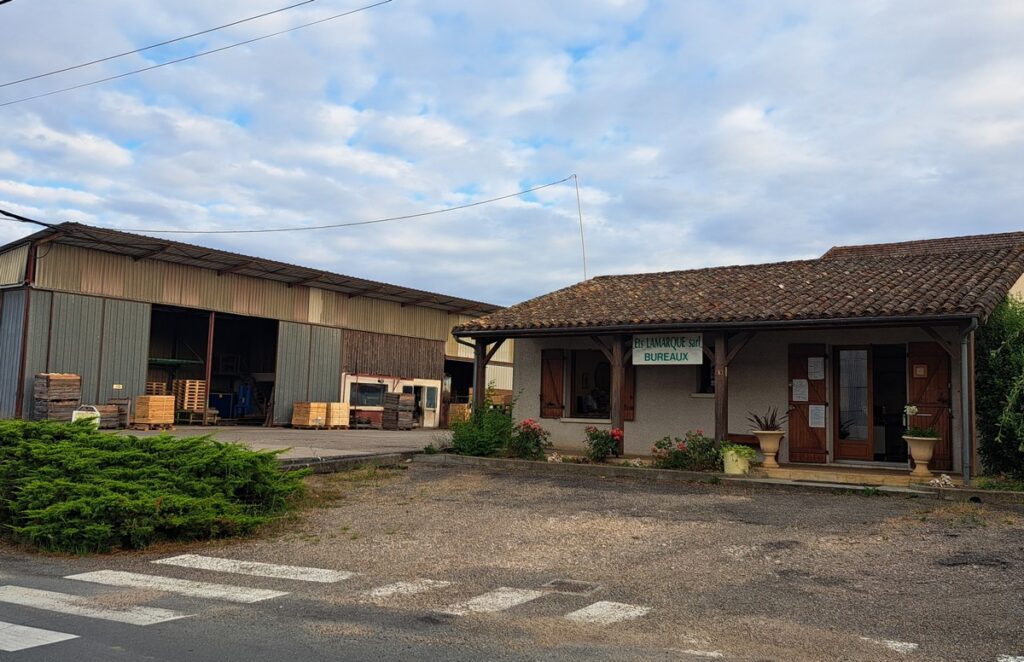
834, 347, 874, 461
788, 344, 828, 463
907, 342, 952, 471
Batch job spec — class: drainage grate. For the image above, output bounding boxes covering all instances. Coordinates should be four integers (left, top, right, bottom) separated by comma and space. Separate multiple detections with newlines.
542, 579, 601, 595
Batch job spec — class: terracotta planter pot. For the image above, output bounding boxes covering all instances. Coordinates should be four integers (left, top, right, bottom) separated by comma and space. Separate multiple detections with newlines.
904, 435, 939, 478
752, 430, 785, 468
722, 449, 751, 476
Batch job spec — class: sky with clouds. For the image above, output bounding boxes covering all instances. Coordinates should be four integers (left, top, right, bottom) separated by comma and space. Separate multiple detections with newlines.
1, 0, 1023, 305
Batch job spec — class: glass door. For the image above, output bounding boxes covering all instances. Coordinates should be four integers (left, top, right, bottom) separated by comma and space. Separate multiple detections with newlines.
834, 347, 873, 461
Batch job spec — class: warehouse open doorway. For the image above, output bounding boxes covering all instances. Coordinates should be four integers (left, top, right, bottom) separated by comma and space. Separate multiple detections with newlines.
147, 306, 278, 425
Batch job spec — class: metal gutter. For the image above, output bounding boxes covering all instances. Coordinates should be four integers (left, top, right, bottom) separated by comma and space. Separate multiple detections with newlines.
453, 313, 976, 338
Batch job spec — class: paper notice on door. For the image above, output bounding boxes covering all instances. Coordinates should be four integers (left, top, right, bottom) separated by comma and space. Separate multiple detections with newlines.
807, 357, 825, 381
808, 404, 826, 428
791, 379, 809, 402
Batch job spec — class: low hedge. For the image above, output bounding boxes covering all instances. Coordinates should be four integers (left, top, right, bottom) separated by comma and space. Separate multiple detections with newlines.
0, 420, 306, 554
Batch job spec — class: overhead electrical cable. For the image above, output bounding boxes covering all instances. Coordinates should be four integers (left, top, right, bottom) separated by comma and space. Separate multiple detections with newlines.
0, 0, 392, 108
0, 0, 317, 89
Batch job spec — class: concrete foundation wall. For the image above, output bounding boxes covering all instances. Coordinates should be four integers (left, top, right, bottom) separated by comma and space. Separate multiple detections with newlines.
513, 326, 964, 468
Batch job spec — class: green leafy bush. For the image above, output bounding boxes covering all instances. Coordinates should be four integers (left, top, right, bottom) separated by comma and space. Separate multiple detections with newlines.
583, 426, 622, 462
505, 419, 552, 460
651, 430, 722, 471
976, 298, 1024, 478
0, 420, 306, 554
719, 442, 758, 461
449, 406, 514, 457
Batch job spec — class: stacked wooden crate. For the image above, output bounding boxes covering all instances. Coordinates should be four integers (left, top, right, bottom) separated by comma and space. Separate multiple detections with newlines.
95, 404, 121, 429
172, 379, 206, 412
398, 393, 416, 430
292, 402, 328, 428
326, 402, 349, 429
145, 381, 168, 395
381, 392, 400, 430
133, 395, 175, 427
33, 373, 81, 421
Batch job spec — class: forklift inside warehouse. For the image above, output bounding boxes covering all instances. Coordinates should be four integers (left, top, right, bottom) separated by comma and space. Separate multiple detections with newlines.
147, 306, 278, 425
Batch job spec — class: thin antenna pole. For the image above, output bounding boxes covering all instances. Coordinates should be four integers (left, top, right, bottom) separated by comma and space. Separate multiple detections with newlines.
573, 174, 588, 281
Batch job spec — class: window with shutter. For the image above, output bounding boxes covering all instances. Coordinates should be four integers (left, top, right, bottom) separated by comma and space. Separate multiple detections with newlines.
540, 349, 564, 418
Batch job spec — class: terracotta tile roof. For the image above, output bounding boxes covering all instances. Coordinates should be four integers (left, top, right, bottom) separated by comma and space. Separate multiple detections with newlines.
457, 234, 1024, 334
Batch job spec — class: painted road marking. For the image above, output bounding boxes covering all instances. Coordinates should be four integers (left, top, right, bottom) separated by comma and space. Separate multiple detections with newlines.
0, 620, 78, 652
860, 637, 919, 654
564, 600, 651, 625
365, 579, 451, 601
0, 586, 189, 626
997, 657, 1024, 661
438, 587, 545, 616
678, 651, 724, 659
154, 554, 354, 583
65, 571, 288, 603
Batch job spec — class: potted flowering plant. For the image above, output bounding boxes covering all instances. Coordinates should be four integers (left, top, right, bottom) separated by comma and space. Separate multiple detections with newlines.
720, 442, 757, 475
902, 404, 939, 478
747, 407, 787, 468
583, 426, 623, 462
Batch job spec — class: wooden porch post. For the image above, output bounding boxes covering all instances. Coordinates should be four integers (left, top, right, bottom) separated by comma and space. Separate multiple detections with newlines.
610, 334, 625, 452
714, 333, 728, 443
472, 341, 487, 411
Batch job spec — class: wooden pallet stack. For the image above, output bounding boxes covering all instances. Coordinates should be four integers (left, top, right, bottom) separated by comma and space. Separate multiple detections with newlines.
145, 381, 168, 395
94, 404, 121, 429
398, 393, 416, 430
326, 402, 349, 429
381, 392, 400, 430
292, 402, 328, 428
172, 379, 206, 412
133, 395, 175, 428
33, 373, 82, 421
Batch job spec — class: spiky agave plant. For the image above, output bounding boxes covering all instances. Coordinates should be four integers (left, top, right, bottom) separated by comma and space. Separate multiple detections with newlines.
747, 407, 787, 431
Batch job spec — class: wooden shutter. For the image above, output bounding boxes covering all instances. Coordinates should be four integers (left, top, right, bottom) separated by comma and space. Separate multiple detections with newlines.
907, 342, 952, 471
540, 350, 564, 419
623, 364, 636, 422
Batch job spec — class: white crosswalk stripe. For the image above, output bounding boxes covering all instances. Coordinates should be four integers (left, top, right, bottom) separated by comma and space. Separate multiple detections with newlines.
0, 585, 190, 626
860, 637, 919, 654
65, 571, 288, 603
0, 620, 78, 652
365, 579, 451, 601
438, 587, 545, 616
153, 554, 354, 583
997, 656, 1024, 662
564, 600, 651, 625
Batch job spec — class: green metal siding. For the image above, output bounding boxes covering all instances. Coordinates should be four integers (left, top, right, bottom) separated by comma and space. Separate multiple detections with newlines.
0, 290, 25, 417
97, 299, 151, 403
273, 321, 311, 424
22, 290, 52, 418
308, 326, 342, 402
47, 292, 103, 405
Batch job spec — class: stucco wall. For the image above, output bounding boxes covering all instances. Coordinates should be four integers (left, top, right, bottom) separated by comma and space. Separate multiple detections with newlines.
513, 326, 964, 468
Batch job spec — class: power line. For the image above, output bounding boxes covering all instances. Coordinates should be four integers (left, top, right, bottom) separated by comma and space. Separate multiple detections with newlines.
0, 0, 392, 108
117, 176, 575, 234
573, 174, 588, 280
0, 207, 55, 228
0, 0, 317, 89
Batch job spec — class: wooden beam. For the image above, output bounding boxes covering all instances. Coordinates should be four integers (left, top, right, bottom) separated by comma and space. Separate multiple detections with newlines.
203, 311, 215, 425
702, 344, 715, 362
610, 334, 626, 453
484, 338, 506, 364
472, 341, 488, 411
920, 326, 956, 358
590, 335, 613, 362
726, 331, 756, 365
714, 333, 728, 443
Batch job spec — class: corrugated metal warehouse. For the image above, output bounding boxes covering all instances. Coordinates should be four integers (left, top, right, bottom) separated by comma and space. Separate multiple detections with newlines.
0, 223, 513, 428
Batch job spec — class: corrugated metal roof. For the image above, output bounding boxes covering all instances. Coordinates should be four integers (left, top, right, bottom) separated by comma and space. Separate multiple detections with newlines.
7, 222, 500, 317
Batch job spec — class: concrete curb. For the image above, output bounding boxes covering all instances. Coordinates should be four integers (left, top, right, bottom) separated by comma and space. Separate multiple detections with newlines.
413, 453, 937, 497
280, 451, 419, 474
416, 454, 1024, 506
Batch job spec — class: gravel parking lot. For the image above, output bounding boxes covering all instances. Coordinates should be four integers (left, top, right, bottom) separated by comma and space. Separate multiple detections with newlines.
3, 464, 1023, 660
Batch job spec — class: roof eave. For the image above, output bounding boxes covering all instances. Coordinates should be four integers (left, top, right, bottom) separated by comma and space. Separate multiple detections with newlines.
454, 312, 980, 338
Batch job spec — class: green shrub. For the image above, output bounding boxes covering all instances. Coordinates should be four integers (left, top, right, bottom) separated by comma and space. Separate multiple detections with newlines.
583, 426, 622, 462
0, 420, 306, 554
449, 406, 513, 457
651, 430, 722, 471
505, 419, 552, 460
720, 442, 758, 461
976, 298, 1024, 478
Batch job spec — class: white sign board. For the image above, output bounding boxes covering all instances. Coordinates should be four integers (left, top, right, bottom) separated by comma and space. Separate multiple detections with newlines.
808, 404, 826, 429
791, 379, 809, 402
807, 357, 825, 381
632, 334, 703, 365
